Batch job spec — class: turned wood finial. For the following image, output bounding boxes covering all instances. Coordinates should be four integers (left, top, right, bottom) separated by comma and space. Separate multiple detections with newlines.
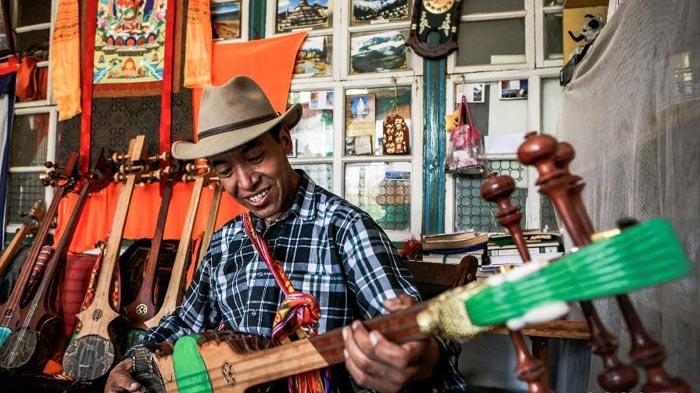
517, 133, 565, 185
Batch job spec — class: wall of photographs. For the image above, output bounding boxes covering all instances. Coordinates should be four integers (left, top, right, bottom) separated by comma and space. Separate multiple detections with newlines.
444, 0, 566, 235
267, 0, 424, 241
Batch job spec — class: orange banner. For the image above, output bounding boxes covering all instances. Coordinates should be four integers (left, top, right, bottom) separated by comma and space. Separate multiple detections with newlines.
183, 0, 212, 88
51, 0, 81, 121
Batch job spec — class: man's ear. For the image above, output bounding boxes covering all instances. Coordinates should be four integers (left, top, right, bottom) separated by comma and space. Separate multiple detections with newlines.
279, 125, 294, 155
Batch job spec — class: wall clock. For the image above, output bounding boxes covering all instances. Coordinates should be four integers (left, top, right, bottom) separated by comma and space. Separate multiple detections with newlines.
407, 0, 462, 59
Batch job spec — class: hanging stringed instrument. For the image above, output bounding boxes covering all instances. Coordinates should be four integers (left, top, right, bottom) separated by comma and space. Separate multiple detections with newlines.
144, 163, 216, 329
0, 153, 80, 349
518, 133, 690, 393
131, 208, 690, 393
0, 200, 44, 279
123, 156, 182, 334
0, 150, 115, 370
62, 135, 157, 381
197, 180, 222, 269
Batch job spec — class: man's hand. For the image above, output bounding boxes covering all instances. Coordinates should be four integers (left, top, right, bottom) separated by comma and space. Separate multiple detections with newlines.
342, 294, 440, 393
105, 358, 142, 393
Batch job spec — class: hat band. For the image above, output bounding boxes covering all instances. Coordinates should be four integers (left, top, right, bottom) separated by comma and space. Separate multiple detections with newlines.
198, 113, 280, 139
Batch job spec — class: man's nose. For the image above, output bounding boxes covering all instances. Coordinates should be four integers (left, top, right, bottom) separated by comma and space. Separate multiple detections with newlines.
235, 166, 256, 189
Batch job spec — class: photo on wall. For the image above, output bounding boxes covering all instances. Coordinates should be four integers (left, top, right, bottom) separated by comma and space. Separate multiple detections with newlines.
500, 79, 528, 100
352, 0, 410, 25
211, 0, 241, 40
461, 83, 485, 103
276, 0, 331, 33
350, 30, 407, 74
294, 35, 332, 77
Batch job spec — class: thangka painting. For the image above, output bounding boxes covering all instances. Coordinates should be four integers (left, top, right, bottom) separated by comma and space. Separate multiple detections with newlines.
92, 0, 170, 92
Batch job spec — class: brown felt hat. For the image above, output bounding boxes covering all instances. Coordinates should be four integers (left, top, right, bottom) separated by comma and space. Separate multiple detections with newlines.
171, 76, 302, 160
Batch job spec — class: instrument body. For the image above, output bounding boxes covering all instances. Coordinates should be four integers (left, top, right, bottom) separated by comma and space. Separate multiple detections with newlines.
0, 150, 114, 370
0, 200, 44, 278
63, 136, 152, 381
0, 153, 80, 348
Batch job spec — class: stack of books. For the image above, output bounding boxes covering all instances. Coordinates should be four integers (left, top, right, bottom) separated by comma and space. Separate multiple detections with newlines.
420, 231, 489, 264
481, 230, 563, 273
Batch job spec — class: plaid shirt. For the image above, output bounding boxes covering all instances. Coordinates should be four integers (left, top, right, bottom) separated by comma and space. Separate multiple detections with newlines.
137, 170, 466, 391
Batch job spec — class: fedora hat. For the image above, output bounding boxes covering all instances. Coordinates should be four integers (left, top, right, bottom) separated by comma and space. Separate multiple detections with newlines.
171, 76, 302, 160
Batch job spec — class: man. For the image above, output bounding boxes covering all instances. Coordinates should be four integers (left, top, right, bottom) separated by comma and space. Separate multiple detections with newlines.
105, 76, 465, 393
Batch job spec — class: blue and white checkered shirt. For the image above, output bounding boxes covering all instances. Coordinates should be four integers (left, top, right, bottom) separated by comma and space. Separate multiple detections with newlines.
137, 170, 466, 391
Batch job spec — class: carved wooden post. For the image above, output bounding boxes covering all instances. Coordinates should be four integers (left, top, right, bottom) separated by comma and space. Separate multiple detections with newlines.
518, 132, 639, 391
481, 172, 552, 393
552, 140, 690, 393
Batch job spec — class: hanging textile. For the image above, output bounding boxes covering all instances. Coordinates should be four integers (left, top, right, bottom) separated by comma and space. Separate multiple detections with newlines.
51, 0, 81, 121
191, 31, 308, 138
183, 0, 211, 88
0, 55, 18, 245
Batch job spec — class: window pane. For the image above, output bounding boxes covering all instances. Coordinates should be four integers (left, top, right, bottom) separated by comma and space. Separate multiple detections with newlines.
461, 0, 524, 14
293, 163, 332, 190
350, 30, 409, 74
276, 0, 332, 33
211, 1, 242, 40
17, 0, 52, 27
455, 160, 526, 233
544, 12, 563, 60
10, 113, 50, 167
345, 86, 412, 157
453, 82, 490, 134
288, 91, 334, 158
294, 35, 332, 78
542, 78, 563, 134
17, 30, 50, 60
5, 172, 46, 225
345, 162, 411, 231
456, 19, 525, 66
455, 81, 528, 138
541, 196, 560, 231
543, 0, 565, 6
351, 0, 410, 26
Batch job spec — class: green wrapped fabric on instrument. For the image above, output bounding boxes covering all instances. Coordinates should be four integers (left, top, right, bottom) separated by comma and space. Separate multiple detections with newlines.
174, 334, 213, 393
466, 219, 690, 326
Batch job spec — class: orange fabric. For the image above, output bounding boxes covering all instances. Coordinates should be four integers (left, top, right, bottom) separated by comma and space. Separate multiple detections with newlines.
51, 0, 82, 120
183, 0, 212, 88
55, 181, 246, 254
16, 56, 48, 101
191, 32, 308, 139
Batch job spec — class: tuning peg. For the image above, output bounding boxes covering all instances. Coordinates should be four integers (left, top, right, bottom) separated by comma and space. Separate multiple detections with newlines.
114, 173, 127, 182
148, 152, 169, 163
139, 169, 164, 182
181, 173, 197, 182
112, 151, 130, 163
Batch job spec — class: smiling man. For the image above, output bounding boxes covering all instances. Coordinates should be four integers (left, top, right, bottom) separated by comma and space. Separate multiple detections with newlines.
105, 76, 465, 393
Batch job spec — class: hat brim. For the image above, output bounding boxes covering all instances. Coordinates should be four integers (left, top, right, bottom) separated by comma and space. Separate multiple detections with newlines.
171, 103, 303, 160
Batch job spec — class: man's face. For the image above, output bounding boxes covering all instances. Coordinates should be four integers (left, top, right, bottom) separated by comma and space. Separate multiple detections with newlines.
208, 127, 298, 222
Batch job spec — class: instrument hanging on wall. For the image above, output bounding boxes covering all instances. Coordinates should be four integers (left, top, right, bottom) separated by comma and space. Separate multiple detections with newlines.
197, 179, 222, 269
144, 163, 216, 329
123, 156, 182, 335
134, 216, 690, 392
0, 200, 44, 278
0, 153, 80, 349
481, 172, 550, 393
0, 150, 114, 371
62, 135, 155, 381
518, 133, 690, 393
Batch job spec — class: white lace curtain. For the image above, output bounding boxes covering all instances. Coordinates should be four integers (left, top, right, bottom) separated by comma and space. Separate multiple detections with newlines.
557, 0, 700, 390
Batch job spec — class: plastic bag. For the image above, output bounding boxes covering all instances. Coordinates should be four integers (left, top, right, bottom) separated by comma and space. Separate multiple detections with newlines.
445, 95, 484, 174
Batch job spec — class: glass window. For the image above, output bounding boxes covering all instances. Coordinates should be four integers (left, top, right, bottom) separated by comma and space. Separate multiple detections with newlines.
10, 113, 50, 167
345, 162, 412, 231
461, 0, 524, 14
211, 1, 242, 40
294, 35, 332, 78
288, 90, 334, 158
293, 163, 332, 190
542, 78, 563, 134
276, 0, 332, 33
5, 172, 47, 225
455, 19, 526, 66
351, 0, 410, 26
350, 30, 409, 74
544, 12, 563, 60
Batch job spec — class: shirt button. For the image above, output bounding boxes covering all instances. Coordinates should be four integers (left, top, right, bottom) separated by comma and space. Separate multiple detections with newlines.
250, 311, 257, 316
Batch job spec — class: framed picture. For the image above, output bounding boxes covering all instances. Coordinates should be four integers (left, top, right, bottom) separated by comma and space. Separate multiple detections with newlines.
352, 0, 410, 25
461, 83, 485, 103
277, 0, 331, 33
211, 1, 242, 40
346, 135, 373, 156
500, 79, 529, 100
345, 93, 376, 137
294, 36, 332, 78
350, 30, 407, 74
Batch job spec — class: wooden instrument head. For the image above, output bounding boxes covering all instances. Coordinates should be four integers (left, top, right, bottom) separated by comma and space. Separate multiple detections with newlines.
517, 132, 564, 185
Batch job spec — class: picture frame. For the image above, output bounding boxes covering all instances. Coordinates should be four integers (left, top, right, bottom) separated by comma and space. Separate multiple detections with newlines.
211, 0, 242, 40
352, 0, 410, 25
294, 36, 332, 78
350, 30, 407, 74
345, 93, 376, 138
346, 135, 373, 156
461, 83, 485, 103
500, 79, 529, 100
276, 0, 331, 33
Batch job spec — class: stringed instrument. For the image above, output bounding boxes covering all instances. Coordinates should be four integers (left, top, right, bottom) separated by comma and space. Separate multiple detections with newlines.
0, 150, 115, 370
123, 155, 181, 334
0, 153, 80, 348
133, 213, 691, 393
0, 200, 44, 279
144, 163, 216, 329
62, 135, 156, 381
197, 180, 222, 269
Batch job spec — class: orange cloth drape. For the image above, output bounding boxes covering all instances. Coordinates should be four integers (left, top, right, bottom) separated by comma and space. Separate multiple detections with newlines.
51, 0, 81, 120
191, 31, 308, 138
55, 181, 246, 253
183, 0, 212, 88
